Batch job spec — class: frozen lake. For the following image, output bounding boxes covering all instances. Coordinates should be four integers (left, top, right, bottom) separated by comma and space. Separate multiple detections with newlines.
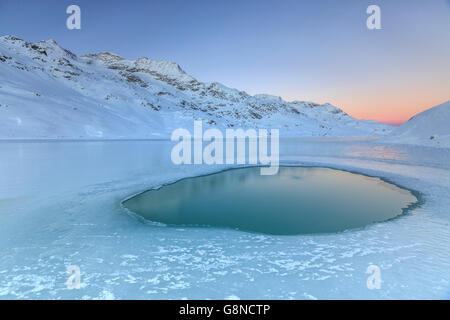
0, 140, 449, 299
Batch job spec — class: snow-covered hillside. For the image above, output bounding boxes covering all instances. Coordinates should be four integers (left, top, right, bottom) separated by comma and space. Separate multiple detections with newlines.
383, 101, 450, 148
0, 35, 392, 139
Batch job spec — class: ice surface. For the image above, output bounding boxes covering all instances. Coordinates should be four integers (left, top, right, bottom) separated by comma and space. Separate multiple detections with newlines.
0, 140, 449, 299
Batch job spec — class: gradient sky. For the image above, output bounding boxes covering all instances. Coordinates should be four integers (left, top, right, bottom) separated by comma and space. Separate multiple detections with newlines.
0, 0, 449, 125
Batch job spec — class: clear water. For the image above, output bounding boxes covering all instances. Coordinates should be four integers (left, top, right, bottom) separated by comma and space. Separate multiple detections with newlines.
123, 166, 418, 235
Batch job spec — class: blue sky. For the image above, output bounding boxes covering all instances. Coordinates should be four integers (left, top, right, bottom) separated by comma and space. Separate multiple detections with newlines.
0, 0, 449, 124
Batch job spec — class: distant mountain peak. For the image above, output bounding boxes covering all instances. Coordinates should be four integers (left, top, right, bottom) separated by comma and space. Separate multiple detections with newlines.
0, 35, 78, 61
1, 35, 24, 43
134, 57, 190, 79
82, 52, 124, 63
0, 35, 392, 139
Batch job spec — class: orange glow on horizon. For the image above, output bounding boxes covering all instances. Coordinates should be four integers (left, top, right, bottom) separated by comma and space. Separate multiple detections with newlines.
343, 97, 449, 127
304, 92, 450, 127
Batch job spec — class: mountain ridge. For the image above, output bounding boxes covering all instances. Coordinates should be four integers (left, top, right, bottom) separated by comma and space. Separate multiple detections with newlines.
0, 35, 392, 139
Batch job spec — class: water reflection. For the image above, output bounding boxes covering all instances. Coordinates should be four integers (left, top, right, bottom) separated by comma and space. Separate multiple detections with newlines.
346, 145, 404, 161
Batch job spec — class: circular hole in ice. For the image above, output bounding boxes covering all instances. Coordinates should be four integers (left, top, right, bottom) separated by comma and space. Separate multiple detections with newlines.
122, 166, 419, 235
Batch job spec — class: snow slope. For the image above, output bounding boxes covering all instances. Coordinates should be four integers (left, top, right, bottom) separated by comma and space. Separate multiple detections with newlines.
384, 101, 450, 148
0, 35, 392, 139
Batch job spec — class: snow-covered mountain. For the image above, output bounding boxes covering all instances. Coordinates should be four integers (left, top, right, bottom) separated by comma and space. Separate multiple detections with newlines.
0, 35, 392, 139
383, 101, 450, 148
